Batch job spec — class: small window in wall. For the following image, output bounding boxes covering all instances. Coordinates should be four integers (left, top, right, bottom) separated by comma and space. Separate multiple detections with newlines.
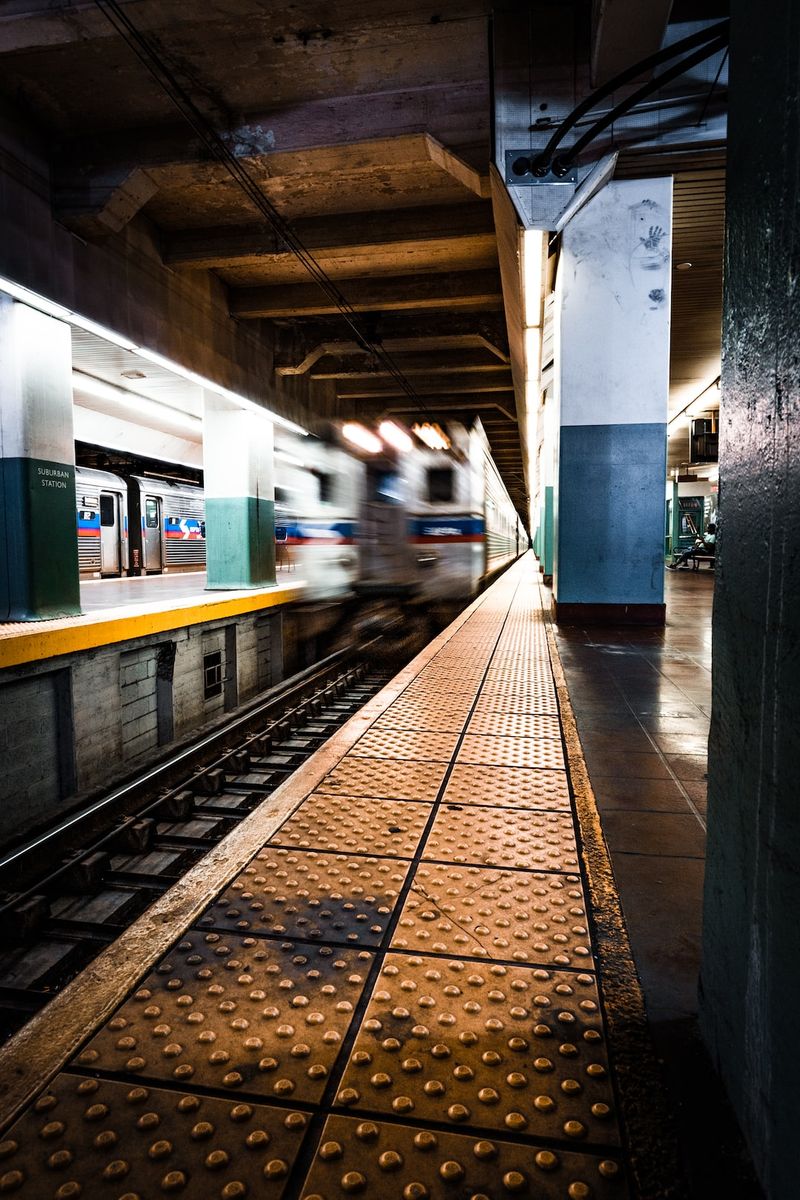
99, 494, 116, 527
145, 497, 159, 528
203, 650, 223, 700
427, 467, 454, 503
312, 470, 333, 503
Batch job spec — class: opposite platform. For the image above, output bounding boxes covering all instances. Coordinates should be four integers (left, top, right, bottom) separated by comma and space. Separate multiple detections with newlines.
0, 574, 303, 669
0, 555, 672, 1199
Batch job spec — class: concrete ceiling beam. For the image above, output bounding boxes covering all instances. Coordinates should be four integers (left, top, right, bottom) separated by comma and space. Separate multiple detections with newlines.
55, 166, 158, 239
164, 201, 495, 269
335, 376, 513, 399
591, 0, 673, 86
310, 352, 511, 380
230, 269, 503, 319
276, 333, 509, 376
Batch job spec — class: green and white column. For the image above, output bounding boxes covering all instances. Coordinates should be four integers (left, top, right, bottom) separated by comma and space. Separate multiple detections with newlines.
203, 392, 276, 589
0, 297, 80, 620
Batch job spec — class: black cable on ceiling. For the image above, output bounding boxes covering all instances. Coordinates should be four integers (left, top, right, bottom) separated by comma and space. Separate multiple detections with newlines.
552, 33, 728, 174
92, 0, 429, 411
530, 17, 730, 176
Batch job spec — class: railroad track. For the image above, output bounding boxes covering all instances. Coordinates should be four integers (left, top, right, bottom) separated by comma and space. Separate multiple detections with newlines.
0, 644, 390, 1043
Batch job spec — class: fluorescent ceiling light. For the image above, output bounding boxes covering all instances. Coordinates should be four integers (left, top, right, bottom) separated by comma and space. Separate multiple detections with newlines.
0, 273, 307, 436
73, 370, 202, 434
412, 422, 450, 451
379, 420, 413, 453
342, 422, 382, 454
522, 229, 545, 329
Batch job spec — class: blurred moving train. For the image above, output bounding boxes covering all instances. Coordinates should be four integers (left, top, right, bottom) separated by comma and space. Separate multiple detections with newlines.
75, 420, 526, 610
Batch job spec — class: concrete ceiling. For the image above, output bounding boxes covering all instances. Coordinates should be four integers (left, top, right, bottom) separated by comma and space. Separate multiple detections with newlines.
0, 0, 726, 517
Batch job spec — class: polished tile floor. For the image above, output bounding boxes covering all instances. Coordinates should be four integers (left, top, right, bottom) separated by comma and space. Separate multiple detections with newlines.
551, 568, 763, 1199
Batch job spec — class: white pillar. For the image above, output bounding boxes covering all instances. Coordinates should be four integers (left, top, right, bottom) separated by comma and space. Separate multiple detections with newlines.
553, 178, 672, 624
203, 393, 275, 589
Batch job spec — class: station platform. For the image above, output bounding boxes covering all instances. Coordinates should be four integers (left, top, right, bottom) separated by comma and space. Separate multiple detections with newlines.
0, 553, 678, 1199
0, 574, 304, 669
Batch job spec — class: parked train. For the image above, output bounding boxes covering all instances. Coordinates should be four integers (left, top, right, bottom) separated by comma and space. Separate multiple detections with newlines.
74, 420, 526, 609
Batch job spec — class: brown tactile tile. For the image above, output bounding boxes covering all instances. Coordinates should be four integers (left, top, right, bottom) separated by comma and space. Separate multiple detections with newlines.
316, 759, 447, 803
299, 1114, 629, 1199
458, 735, 566, 772
334, 955, 616, 1145
423, 806, 579, 872
268, 795, 432, 858
2, 1073, 308, 1199
474, 687, 559, 716
368, 707, 469, 734
466, 710, 562, 739
350, 728, 460, 763
442, 764, 571, 811
392, 862, 592, 967
199, 849, 410, 947
74, 932, 371, 1102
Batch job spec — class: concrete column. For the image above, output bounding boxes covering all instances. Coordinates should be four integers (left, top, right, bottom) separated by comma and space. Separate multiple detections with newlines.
203, 393, 275, 589
0, 298, 80, 620
553, 178, 671, 624
700, 1, 800, 1194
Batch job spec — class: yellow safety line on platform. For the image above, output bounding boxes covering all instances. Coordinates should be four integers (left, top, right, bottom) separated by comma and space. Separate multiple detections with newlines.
0, 584, 305, 670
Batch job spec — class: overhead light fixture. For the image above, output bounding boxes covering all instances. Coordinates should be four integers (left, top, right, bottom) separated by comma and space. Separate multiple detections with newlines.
379, 420, 413, 453
522, 229, 545, 329
0, 273, 307, 436
342, 422, 382, 454
121, 369, 147, 380
412, 422, 451, 451
676, 262, 693, 271
72, 370, 202, 434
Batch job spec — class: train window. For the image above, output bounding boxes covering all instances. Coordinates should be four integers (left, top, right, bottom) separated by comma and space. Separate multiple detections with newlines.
145, 498, 159, 528
370, 471, 404, 504
313, 470, 333, 503
275, 487, 289, 505
99, 494, 116, 527
203, 650, 223, 700
427, 467, 454, 503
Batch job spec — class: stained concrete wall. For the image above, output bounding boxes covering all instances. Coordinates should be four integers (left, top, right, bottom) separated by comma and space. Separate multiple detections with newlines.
699, 1, 800, 1195
0, 611, 280, 850
0, 101, 313, 428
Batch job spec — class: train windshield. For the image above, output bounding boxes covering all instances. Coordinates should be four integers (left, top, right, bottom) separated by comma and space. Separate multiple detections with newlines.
369, 470, 405, 505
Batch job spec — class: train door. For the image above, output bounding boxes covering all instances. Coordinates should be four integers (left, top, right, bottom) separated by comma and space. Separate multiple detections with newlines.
99, 491, 121, 575
142, 494, 163, 572
360, 462, 413, 584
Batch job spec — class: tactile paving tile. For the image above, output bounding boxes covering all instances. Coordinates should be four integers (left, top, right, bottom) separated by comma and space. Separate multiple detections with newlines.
350, 728, 459, 763
316, 759, 447, 803
458, 735, 566, 771
74, 933, 371, 1102
268, 795, 432, 858
466, 711, 562, 739
442, 764, 571, 811
422, 806, 579, 872
0, 1073, 308, 1199
299, 1115, 628, 1199
474, 687, 559, 716
199, 850, 410, 946
335, 955, 616, 1145
392, 864, 592, 967
369, 708, 469, 735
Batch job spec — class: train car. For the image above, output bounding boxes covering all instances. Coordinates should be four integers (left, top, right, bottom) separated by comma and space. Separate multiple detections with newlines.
354, 419, 526, 615
75, 467, 129, 578
274, 434, 362, 601
127, 475, 206, 574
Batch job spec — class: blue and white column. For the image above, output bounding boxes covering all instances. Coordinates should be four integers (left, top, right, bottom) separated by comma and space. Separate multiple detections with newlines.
553, 178, 671, 625
203, 393, 275, 590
